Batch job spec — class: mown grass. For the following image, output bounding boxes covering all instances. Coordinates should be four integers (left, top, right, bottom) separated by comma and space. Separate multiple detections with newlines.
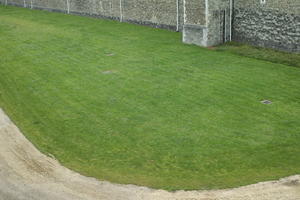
0, 5, 300, 190
215, 42, 300, 68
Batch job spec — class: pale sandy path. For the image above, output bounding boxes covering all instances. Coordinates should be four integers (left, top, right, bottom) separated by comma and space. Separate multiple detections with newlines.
0, 108, 299, 200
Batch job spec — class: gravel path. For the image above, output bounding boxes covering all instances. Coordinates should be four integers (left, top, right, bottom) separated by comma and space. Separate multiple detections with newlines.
0, 108, 299, 200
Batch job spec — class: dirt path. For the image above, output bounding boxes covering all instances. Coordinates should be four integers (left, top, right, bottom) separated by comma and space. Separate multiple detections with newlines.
0, 108, 299, 200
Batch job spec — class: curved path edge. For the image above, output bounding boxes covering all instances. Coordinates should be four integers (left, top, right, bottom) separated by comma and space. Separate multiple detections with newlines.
0, 108, 299, 200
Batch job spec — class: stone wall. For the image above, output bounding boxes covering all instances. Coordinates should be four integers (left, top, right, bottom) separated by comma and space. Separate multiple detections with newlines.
184, 0, 206, 25
1, 0, 185, 31
233, 0, 300, 52
121, 0, 183, 30
35, 0, 66, 11
1, 0, 299, 52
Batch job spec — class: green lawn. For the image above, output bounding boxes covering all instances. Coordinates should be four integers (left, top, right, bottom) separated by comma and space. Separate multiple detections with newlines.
215, 42, 300, 68
0, 5, 300, 191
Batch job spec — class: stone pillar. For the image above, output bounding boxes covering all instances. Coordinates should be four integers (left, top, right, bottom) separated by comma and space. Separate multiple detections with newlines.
182, 0, 208, 46
183, 0, 231, 47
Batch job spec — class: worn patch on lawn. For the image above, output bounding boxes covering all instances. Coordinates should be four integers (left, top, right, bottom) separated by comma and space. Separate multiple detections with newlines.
102, 70, 117, 74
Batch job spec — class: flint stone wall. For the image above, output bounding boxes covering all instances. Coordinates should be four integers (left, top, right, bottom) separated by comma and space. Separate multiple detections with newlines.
1, 0, 299, 52
233, 0, 300, 52
1, 0, 188, 31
